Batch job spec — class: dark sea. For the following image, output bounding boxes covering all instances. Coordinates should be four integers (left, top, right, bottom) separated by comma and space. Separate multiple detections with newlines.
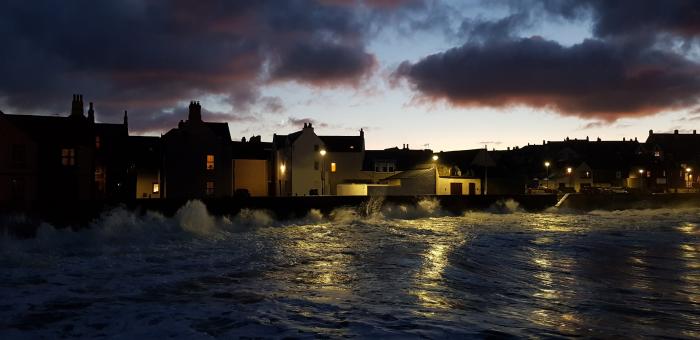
1, 199, 699, 338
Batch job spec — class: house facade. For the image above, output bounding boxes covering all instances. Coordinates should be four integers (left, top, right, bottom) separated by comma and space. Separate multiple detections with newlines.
0, 94, 129, 208
273, 123, 365, 196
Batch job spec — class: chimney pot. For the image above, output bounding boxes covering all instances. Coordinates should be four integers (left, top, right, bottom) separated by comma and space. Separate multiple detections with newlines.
649, 129, 653, 135
675, 129, 679, 134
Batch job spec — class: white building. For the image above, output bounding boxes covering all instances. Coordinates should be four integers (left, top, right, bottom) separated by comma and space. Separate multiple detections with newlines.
272, 123, 365, 196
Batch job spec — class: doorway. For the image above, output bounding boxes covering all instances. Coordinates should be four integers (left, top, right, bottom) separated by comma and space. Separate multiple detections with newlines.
450, 182, 463, 195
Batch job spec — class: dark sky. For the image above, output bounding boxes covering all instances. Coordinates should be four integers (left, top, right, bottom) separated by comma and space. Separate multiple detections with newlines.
2, 0, 700, 149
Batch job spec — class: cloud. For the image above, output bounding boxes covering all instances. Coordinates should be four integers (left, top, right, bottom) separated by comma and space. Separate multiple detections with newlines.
0, 0, 425, 131
286, 117, 330, 129
395, 36, 700, 121
270, 42, 376, 86
533, 0, 700, 40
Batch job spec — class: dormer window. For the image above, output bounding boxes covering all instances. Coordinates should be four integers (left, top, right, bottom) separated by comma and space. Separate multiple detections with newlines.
206, 154, 215, 170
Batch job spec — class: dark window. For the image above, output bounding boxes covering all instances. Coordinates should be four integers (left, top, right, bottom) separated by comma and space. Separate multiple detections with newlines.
383, 166, 387, 172
10, 178, 25, 200
11, 144, 26, 167
388, 167, 394, 172
206, 181, 215, 195
314, 161, 319, 170
314, 144, 319, 151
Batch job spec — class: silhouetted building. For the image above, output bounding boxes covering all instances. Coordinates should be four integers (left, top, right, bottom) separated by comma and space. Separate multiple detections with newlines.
645, 129, 700, 192
129, 136, 161, 199
0, 94, 128, 207
162, 101, 232, 199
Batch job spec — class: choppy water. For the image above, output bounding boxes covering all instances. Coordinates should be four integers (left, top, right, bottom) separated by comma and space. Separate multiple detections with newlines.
1, 199, 700, 338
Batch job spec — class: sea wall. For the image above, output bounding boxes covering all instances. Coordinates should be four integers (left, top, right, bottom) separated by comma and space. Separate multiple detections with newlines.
557, 193, 700, 211
1, 194, 558, 235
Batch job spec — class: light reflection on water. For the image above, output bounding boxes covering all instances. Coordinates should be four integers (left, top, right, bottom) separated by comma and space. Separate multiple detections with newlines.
1, 206, 700, 337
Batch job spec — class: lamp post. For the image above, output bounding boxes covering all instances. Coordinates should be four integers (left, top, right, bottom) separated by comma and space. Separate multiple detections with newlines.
686, 167, 692, 188
567, 167, 573, 191
639, 169, 645, 191
320, 149, 326, 195
279, 163, 286, 196
544, 161, 550, 189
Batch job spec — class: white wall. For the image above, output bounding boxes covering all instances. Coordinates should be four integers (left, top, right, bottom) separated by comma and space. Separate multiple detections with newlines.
289, 129, 324, 196
436, 177, 481, 195
336, 183, 368, 196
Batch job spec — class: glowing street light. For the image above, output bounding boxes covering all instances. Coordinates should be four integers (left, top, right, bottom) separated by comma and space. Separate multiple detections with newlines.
544, 162, 550, 189
279, 163, 286, 196
686, 167, 692, 173
319, 149, 327, 195
567, 167, 572, 174
432, 155, 439, 161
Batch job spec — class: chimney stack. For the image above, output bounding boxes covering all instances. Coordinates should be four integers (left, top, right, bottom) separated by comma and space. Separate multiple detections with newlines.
123, 110, 128, 128
87, 102, 95, 123
70, 94, 85, 118
649, 129, 653, 135
675, 129, 679, 134
188, 101, 202, 122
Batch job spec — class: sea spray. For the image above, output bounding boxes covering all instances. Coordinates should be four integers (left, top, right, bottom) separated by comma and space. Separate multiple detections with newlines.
175, 200, 218, 236
487, 199, 523, 214
382, 197, 447, 219
230, 208, 276, 228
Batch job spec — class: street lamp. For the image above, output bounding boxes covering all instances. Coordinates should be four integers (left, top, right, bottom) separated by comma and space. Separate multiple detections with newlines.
639, 169, 645, 191
279, 164, 286, 196
544, 161, 550, 189
432, 155, 439, 161
567, 167, 573, 190
319, 149, 326, 195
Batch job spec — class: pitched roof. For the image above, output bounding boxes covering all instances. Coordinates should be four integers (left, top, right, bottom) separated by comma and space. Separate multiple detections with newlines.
383, 168, 435, 180
362, 148, 434, 171
273, 130, 303, 148
319, 135, 363, 152
2, 113, 93, 145
205, 122, 231, 141
646, 132, 700, 162
128, 136, 161, 167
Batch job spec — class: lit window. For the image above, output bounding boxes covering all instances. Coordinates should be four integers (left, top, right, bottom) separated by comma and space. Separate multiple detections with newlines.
206, 181, 215, 195
314, 161, 319, 170
331, 162, 337, 172
206, 154, 215, 170
152, 183, 160, 194
654, 151, 660, 157
95, 136, 101, 149
61, 148, 75, 166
